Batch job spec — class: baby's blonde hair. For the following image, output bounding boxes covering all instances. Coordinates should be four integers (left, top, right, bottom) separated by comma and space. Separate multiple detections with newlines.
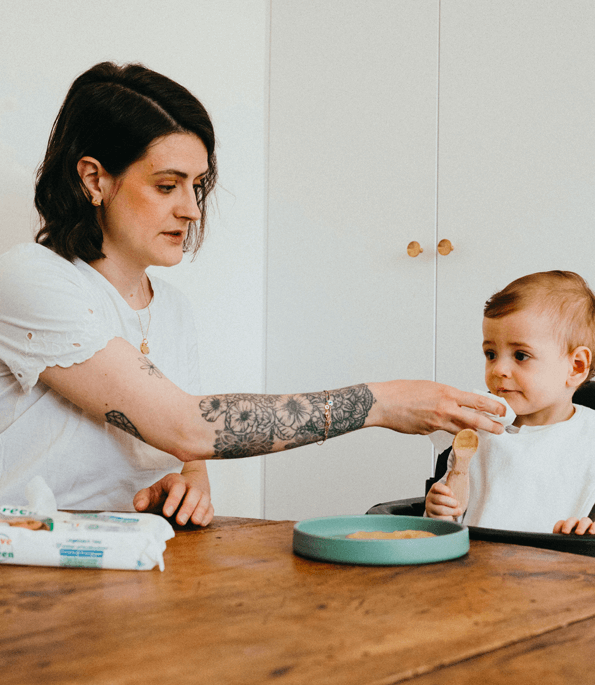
484, 271, 595, 381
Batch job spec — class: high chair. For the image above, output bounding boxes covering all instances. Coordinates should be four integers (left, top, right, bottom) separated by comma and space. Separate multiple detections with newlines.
366, 382, 595, 557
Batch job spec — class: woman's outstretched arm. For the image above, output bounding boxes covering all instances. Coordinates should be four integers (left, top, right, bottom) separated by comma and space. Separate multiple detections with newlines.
40, 336, 505, 463
40, 336, 505, 522
40, 338, 503, 462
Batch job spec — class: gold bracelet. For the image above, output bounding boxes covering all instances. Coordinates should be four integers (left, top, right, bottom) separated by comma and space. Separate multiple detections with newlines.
317, 390, 333, 445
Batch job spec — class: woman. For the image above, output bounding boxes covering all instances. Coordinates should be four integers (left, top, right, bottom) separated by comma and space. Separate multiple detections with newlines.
0, 62, 505, 527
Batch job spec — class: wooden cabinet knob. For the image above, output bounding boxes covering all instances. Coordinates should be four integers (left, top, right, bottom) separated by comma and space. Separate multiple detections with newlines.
407, 241, 423, 257
437, 239, 454, 256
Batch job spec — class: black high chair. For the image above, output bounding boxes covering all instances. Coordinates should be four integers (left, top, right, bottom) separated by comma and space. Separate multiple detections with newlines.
366, 382, 595, 557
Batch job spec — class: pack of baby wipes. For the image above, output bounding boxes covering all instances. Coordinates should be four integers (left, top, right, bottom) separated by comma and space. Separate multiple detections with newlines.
0, 476, 175, 571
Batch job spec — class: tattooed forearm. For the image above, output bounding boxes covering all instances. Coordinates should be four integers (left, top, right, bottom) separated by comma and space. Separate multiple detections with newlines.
105, 410, 146, 442
199, 384, 376, 459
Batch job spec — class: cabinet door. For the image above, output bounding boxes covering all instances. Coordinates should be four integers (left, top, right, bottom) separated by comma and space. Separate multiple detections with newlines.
436, 0, 595, 392
265, 1, 440, 520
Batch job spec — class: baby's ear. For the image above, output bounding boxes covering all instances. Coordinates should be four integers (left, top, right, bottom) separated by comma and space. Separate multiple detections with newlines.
568, 346, 592, 387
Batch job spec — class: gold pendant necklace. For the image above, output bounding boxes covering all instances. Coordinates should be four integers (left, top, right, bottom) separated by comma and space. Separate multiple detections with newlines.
136, 278, 152, 355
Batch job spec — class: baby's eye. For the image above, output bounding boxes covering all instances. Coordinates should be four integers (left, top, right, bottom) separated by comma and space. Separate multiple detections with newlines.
484, 350, 495, 361
514, 351, 530, 361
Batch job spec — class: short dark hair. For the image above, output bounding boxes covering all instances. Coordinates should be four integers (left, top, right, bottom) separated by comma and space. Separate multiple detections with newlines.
34, 61, 217, 262
484, 270, 595, 380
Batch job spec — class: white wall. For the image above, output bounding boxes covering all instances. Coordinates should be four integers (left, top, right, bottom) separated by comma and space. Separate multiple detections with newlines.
0, 0, 269, 517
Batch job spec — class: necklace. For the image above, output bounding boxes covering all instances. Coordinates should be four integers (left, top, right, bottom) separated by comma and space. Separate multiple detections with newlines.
136, 278, 152, 355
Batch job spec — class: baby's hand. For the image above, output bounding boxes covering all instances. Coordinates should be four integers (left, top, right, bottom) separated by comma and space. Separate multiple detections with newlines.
425, 482, 463, 520
553, 517, 595, 535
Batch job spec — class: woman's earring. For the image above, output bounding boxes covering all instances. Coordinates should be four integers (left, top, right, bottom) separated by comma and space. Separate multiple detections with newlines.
92, 198, 102, 207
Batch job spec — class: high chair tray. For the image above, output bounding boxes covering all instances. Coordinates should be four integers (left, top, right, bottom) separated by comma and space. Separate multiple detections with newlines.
366, 500, 595, 557
468, 525, 595, 557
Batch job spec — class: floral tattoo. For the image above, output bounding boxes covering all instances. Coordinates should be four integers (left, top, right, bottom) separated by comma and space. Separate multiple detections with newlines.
139, 357, 163, 378
200, 384, 375, 459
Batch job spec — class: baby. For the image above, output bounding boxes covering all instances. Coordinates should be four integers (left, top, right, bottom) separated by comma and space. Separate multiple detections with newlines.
426, 270, 595, 535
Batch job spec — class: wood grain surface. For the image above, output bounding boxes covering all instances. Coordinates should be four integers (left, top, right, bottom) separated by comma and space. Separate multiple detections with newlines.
2, 516, 595, 685
407, 617, 595, 685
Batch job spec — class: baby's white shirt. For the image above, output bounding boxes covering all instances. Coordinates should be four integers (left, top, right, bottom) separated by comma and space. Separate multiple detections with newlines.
438, 404, 595, 533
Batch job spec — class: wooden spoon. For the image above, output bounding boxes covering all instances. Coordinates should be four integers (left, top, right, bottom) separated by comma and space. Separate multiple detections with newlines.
445, 429, 479, 515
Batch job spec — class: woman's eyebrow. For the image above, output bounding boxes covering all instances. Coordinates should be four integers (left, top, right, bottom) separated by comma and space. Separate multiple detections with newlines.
151, 169, 187, 178
151, 168, 208, 179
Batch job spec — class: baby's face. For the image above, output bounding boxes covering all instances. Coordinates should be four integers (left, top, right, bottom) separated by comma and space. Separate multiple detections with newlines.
482, 307, 574, 425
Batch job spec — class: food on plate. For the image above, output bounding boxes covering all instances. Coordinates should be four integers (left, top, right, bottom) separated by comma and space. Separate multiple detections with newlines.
346, 529, 436, 540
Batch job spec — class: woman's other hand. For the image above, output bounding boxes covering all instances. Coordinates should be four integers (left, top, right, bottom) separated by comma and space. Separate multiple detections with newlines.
133, 462, 213, 526
553, 517, 595, 535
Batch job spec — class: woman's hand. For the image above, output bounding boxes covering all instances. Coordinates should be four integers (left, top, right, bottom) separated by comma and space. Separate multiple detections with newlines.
425, 482, 463, 520
371, 380, 506, 436
133, 462, 214, 526
553, 517, 595, 535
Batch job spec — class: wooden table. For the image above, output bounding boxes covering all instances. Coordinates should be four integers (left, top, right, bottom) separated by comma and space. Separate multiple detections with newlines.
2, 516, 595, 685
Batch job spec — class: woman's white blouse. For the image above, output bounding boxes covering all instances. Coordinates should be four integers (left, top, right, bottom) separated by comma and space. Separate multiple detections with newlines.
0, 243, 201, 510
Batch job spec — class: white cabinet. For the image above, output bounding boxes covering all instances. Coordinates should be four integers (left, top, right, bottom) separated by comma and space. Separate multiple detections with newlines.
436, 0, 595, 392
264, 0, 595, 521
264, 1, 440, 520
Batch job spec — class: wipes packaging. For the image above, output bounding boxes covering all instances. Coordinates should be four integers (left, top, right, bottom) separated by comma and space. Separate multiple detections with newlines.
0, 476, 175, 571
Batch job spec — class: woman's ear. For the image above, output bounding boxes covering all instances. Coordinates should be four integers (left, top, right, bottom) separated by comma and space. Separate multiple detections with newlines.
77, 156, 108, 206
568, 346, 592, 387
